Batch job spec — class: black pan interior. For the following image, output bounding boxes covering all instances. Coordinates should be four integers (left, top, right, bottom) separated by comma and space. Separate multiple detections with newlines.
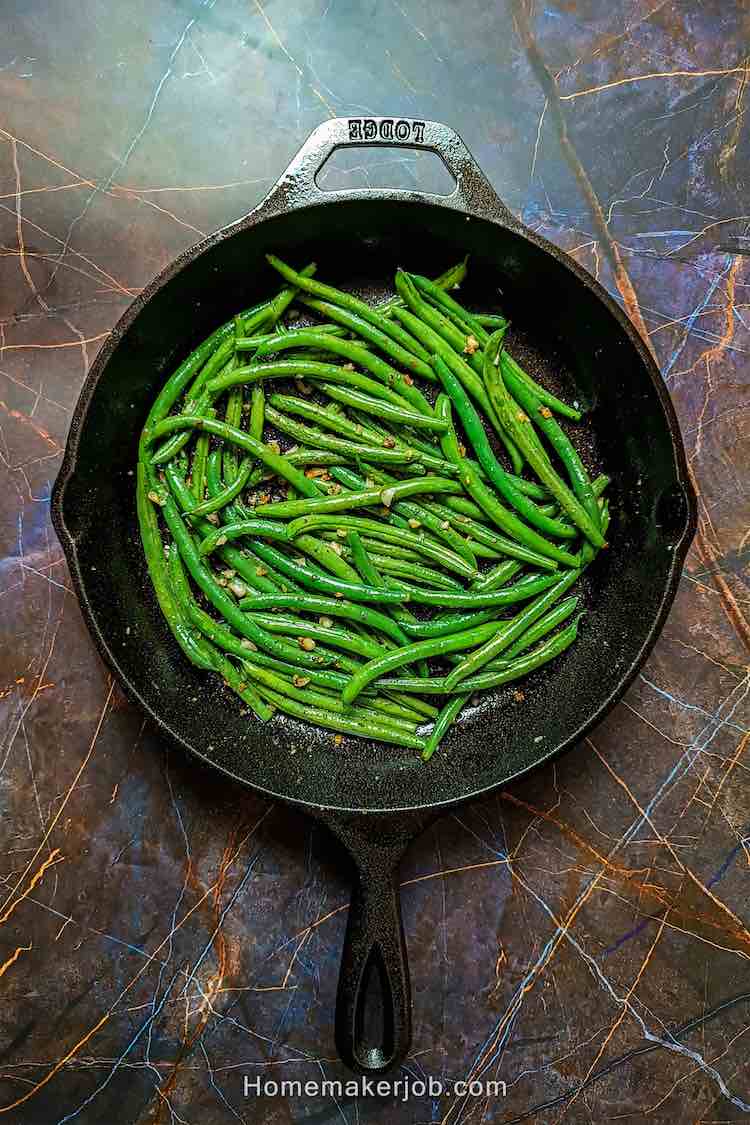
54, 199, 692, 812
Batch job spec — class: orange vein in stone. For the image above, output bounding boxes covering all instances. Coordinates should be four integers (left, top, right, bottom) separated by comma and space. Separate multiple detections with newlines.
0, 1014, 109, 1115
560, 66, 747, 101
0, 683, 113, 924
0, 851, 64, 926
556, 912, 670, 1122
0, 334, 109, 351
0, 942, 32, 980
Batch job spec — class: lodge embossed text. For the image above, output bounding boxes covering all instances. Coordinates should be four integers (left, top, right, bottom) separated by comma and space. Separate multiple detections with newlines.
348, 118, 426, 144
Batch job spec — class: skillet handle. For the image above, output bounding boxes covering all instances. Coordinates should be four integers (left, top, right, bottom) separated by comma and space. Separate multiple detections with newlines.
254, 116, 516, 222
336, 849, 410, 1073
322, 809, 435, 1074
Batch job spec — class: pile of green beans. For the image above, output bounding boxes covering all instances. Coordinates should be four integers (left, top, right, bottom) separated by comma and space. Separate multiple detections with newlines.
137, 256, 611, 761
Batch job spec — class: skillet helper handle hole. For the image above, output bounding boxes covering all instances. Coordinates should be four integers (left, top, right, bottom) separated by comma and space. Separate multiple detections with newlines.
335, 860, 411, 1074
316, 144, 457, 196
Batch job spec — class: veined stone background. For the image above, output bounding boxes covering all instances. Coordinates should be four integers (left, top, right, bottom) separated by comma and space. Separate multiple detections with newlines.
0, 2, 748, 1122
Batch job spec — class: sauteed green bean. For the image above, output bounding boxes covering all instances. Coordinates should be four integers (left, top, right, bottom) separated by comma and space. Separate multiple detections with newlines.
138, 256, 611, 759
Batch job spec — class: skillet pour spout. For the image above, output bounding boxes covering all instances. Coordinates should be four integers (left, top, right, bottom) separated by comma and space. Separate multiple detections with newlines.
52, 117, 697, 1073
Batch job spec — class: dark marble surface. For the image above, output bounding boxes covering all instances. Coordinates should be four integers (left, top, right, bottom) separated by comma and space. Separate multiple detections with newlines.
1, 2, 749, 1122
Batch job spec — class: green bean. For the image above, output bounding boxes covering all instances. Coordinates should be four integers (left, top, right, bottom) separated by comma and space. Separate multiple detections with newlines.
536, 472, 609, 520
422, 694, 469, 761
149, 274, 297, 465
432, 357, 577, 540
327, 465, 371, 491
266, 254, 433, 367
347, 431, 458, 478
179, 585, 282, 663
294, 534, 361, 583
231, 646, 358, 693
249, 621, 384, 661
245, 612, 385, 660
168, 459, 297, 597
197, 520, 289, 556
499, 595, 579, 661
379, 258, 467, 318
388, 691, 438, 719
235, 323, 348, 351
346, 530, 423, 646
140, 330, 229, 449
502, 362, 602, 536
283, 449, 364, 469
166, 544, 274, 720
266, 392, 403, 444
456, 539, 500, 560
379, 616, 582, 694
436, 393, 580, 568
255, 328, 434, 415
443, 568, 581, 689
409, 271, 490, 344
344, 534, 415, 645
390, 306, 490, 417
474, 312, 508, 329
483, 333, 604, 547
471, 560, 523, 593
341, 616, 513, 704
582, 499, 610, 566
325, 532, 422, 562
439, 494, 489, 521
137, 465, 217, 670
262, 405, 428, 469
239, 662, 419, 735
346, 531, 432, 677
190, 427, 210, 502
146, 415, 323, 498
249, 386, 265, 440
500, 350, 582, 422
425, 500, 558, 571
286, 515, 477, 580
250, 682, 427, 750
188, 601, 359, 687
149, 338, 236, 464
245, 449, 373, 494
396, 270, 487, 374
398, 572, 553, 639
241, 660, 361, 716
457, 614, 584, 689
268, 395, 359, 440
363, 552, 464, 591
352, 411, 443, 460
397, 573, 560, 608
250, 542, 407, 603
398, 607, 497, 639
222, 364, 243, 483
507, 476, 549, 501
232, 263, 315, 337
255, 474, 460, 520
392, 500, 476, 565
156, 489, 337, 668
232, 649, 426, 723
321, 382, 448, 431
208, 359, 416, 413
187, 457, 254, 518
299, 296, 436, 381
393, 271, 523, 474
393, 303, 526, 475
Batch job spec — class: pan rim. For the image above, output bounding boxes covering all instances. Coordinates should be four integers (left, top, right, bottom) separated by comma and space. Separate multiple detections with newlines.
51, 193, 697, 816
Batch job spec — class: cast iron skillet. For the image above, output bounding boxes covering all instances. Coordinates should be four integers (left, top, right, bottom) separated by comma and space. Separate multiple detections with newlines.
52, 118, 696, 1074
